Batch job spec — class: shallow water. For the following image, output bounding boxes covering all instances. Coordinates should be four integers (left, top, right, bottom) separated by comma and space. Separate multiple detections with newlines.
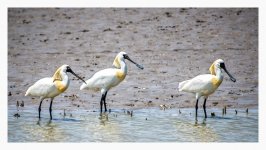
8, 106, 258, 142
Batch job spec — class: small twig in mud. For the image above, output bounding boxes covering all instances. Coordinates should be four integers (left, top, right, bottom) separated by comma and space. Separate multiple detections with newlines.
224, 106, 227, 114
222, 106, 229, 115
16, 101, 19, 111
103, 28, 113, 32
64, 109, 66, 118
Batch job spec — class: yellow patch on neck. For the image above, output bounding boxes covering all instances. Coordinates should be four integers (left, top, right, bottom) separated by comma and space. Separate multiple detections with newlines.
116, 70, 126, 80
54, 81, 67, 93
53, 68, 62, 82
209, 63, 216, 75
113, 56, 121, 69
211, 77, 222, 87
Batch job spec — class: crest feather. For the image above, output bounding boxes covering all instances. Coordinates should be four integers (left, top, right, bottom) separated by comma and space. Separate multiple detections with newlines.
52, 67, 62, 82
113, 55, 121, 69
209, 63, 216, 75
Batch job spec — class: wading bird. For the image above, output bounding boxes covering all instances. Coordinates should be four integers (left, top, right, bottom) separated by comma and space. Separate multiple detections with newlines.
178, 59, 236, 120
25, 64, 86, 119
80, 51, 144, 113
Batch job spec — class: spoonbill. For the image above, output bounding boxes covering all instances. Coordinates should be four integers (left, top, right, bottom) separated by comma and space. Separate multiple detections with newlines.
178, 59, 236, 120
25, 64, 86, 119
80, 51, 144, 113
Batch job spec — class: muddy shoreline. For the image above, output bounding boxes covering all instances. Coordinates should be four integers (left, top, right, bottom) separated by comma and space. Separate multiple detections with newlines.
8, 8, 258, 113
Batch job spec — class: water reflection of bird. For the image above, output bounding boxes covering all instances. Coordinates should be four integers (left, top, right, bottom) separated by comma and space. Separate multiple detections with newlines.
13, 113, 20, 118
20, 101, 24, 107
80, 52, 144, 113
126, 110, 133, 117
25, 65, 86, 119
178, 59, 236, 120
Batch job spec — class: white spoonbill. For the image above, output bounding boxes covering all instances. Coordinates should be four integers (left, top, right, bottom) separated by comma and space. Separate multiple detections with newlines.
178, 59, 236, 120
25, 64, 86, 119
80, 51, 144, 113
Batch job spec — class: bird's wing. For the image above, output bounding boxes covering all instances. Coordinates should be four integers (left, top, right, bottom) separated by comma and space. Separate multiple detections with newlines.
179, 74, 213, 93
80, 68, 117, 90
25, 77, 55, 97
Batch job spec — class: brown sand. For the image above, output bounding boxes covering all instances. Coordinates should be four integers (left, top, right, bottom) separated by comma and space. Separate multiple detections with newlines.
8, 8, 258, 112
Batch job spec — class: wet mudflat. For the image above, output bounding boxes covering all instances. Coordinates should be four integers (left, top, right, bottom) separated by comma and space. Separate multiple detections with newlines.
9, 106, 258, 142
8, 8, 258, 142
8, 8, 258, 110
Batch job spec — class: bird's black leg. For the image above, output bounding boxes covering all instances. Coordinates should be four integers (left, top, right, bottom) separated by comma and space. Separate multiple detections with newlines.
100, 95, 104, 113
195, 98, 199, 121
203, 97, 207, 118
49, 98, 54, 119
103, 91, 108, 112
38, 98, 44, 118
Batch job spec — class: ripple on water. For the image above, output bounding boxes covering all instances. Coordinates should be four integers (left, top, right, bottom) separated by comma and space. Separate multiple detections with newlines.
8, 106, 258, 142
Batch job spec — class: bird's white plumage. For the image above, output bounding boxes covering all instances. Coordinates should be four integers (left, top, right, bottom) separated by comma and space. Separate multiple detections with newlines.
25, 64, 70, 99
80, 68, 123, 92
178, 59, 236, 119
178, 59, 227, 97
80, 51, 129, 95
24, 64, 85, 118
80, 51, 143, 112
179, 74, 219, 96
25, 78, 60, 98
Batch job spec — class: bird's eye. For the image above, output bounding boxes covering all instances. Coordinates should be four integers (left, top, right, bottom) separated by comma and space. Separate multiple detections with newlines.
66, 66, 71, 71
220, 63, 225, 68
123, 54, 128, 59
